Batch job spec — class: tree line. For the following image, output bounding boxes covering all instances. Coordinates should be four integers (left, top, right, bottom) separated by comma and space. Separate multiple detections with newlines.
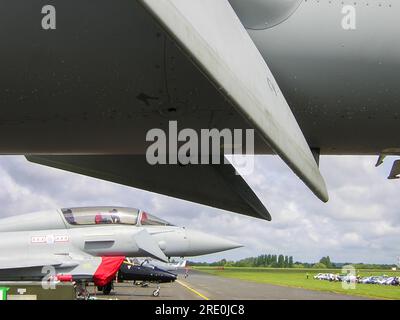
189, 254, 397, 270
190, 254, 295, 268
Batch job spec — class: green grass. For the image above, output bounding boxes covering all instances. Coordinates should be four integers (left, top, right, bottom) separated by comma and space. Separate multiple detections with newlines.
193, 267, 400, 300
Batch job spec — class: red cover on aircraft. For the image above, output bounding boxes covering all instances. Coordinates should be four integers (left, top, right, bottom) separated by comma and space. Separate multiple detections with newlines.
57, 274, 73, 282
93, 256, 125, 286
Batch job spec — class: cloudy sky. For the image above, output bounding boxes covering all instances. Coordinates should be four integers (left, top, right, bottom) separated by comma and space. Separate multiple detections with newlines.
0, 155, 398, 265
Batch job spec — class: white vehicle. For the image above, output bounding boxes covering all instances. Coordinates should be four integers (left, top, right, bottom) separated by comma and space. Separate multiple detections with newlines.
341, 275, 357, 284
314, 273, 330, 281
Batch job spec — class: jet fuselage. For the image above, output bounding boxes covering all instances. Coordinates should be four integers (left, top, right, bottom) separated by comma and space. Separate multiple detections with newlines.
0, 0, 398, 155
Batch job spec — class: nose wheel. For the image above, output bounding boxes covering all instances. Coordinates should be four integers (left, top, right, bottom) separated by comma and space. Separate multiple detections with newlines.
152, 284, 160, 297
75, 281, 91, 300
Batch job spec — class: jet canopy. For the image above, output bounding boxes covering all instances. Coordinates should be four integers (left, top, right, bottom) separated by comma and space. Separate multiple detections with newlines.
61, 207, 173, 227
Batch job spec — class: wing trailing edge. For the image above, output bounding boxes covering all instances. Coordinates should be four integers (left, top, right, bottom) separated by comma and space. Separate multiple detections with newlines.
26, 155, 271, 220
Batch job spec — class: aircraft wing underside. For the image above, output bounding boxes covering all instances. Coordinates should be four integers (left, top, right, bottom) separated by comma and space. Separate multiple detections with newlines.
21, 0, 330, 221
0, 252, 92, 272
26, 155, 271, 220
137, 0, 328, 202
0, 258, 67, 270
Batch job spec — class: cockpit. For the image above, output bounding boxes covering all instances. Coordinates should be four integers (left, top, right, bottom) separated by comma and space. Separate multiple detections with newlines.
139, 211, 172, 226
61, 207, 173, 227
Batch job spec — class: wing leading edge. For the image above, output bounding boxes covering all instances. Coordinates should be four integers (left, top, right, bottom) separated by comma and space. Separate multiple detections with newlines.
137, 0, 328, 202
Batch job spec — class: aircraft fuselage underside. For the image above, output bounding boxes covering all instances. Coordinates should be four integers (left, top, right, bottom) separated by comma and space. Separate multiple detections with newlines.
0, 0, 398, 155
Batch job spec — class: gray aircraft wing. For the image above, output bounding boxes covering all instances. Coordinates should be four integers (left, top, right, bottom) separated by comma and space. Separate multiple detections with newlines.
138, 0, 328, 202
26, 155, 271, 220
0, 258, 66, 270
0, 250, 85, 271
27, 0, 329, 221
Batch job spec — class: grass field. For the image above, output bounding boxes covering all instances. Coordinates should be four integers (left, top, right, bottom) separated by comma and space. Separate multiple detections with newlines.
193, 267, 400, 300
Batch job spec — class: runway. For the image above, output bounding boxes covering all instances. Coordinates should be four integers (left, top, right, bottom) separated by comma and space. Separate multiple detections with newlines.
94, 270, 372, 300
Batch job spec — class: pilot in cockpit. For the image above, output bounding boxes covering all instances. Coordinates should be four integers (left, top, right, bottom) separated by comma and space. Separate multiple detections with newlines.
94, 209, 121, 224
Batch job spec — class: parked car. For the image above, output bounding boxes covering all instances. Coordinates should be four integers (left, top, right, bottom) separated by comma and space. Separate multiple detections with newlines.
315, 273, 400, 286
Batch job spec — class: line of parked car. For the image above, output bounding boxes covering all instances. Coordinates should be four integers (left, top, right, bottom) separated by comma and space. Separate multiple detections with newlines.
313, 273, 400, 286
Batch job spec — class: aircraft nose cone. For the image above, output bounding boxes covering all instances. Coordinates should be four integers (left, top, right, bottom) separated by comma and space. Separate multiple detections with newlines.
185, 229, 243, 256
154, 268, 177, 282
168, 273, 178, 282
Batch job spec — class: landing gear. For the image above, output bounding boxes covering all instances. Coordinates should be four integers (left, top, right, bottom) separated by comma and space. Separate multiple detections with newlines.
152, 284, 160, 297
97, 281, 114, 295
133, 281, 149, 287
102, 282, 113, 295
75, 281, 91, 300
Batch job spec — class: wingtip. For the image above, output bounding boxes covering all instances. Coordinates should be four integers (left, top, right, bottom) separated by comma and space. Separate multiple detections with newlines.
251, 204, 272, 222
317, 188, 329, 203
305, 169, 329, 203
258, 210, 272, 221
316, 181, 329, 203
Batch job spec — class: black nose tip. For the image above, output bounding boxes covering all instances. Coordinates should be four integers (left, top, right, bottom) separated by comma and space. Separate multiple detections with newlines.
169, 275, 177, 281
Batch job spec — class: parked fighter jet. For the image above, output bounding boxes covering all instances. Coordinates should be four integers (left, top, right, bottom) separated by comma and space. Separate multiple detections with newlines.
0, 207, 241, 297
127, 257, 187, 272
99, 260, 178, 297
1, 1, 399, 220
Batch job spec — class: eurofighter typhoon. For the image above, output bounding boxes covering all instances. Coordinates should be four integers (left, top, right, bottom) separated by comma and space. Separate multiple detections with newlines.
0, 207, 241, 287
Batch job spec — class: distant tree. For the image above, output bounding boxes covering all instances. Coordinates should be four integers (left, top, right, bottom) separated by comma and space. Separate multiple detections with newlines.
212, 253, 306, 269
262, 255, 267, 266
319, 256, 332, 268
278, 255, 285, 268
313, 262, 327, 269
326, 256, 332, 268
189, 254, 396, 269
212, 259, 227, 266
